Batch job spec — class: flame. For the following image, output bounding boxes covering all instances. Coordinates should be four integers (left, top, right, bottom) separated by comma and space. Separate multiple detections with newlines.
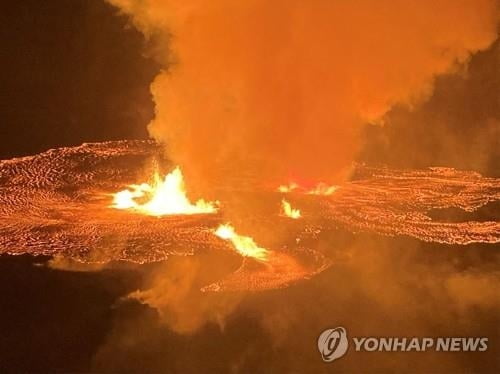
281, 199, 301, 219
214, 224, 269, 261
278, 182, 338, 196
111, 167, 218, 216
278, 182, 298, 193
307, 183, 338, 196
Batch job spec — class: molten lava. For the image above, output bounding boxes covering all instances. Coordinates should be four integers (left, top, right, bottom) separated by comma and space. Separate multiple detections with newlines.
278, 182, 338, 196
307, 183, 338, 196
111, 167, 218, 216
281, 199, 301, 219
214, 224, 269, 261
1, 141, 498, 291
278, 183, 298, 193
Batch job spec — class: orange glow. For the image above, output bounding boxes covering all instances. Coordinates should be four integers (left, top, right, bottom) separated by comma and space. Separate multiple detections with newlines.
214, 224, 269, 261
108, 0, 498, 187
111, 167, 218, 216
281, 199, 301, 219
307, 183, 338, 196
278, 183, 298, 193
278, 182, 339, 196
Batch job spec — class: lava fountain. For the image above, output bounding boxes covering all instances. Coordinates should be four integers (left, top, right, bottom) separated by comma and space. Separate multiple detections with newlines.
281, 199, 301, 219
111, 166, 218, 216
214, 224, 269, 261
278, 182, 339, 196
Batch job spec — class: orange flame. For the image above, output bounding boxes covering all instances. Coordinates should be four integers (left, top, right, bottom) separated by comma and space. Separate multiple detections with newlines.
278, 183, 298, 193
307, 183, 338, 196
111, 167, 218, 216
278, 182, 338, 196
214, 224, 269, 261
281, 199, 301, 219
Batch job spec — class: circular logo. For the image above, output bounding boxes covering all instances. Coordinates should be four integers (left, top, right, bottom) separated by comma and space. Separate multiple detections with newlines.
318, 327, 349, 362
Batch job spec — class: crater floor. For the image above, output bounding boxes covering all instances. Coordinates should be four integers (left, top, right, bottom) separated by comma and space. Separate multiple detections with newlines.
1, 140, 498, 290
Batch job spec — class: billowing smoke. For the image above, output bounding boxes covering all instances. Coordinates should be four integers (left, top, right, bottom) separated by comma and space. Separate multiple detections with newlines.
107, 0, 497, 188
91, 237, 500, 372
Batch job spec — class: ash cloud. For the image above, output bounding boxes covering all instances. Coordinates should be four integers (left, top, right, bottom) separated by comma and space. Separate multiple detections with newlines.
107, 0, 498, 189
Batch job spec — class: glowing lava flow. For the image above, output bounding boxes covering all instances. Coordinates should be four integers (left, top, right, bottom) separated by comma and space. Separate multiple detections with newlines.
307, 183, 338, 196
278, 183, 298, 193
111, 167, 218, 216
281, 199, 301, 219
278, 182, 338, 196
214, 224, 269, 261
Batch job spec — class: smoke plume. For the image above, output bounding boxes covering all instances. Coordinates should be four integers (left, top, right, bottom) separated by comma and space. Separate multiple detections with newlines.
91, 236, 500, 373
107, 0, 497, 187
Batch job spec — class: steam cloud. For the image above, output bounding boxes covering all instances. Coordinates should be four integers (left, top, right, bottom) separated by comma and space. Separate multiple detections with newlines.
92, 237, 500, 372
89, 3, 500, 369
107, 0, 498, 186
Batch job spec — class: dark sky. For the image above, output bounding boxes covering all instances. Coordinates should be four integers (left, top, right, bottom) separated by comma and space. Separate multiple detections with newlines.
360, 40, 499, 177
0, 0, 159, 160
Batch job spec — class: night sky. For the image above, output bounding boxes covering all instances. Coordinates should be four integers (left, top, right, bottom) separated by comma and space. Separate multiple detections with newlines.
0, 0, 158, 160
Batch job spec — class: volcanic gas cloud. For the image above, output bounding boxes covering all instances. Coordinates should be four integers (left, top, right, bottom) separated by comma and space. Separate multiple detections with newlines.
108, 0, 498, 189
